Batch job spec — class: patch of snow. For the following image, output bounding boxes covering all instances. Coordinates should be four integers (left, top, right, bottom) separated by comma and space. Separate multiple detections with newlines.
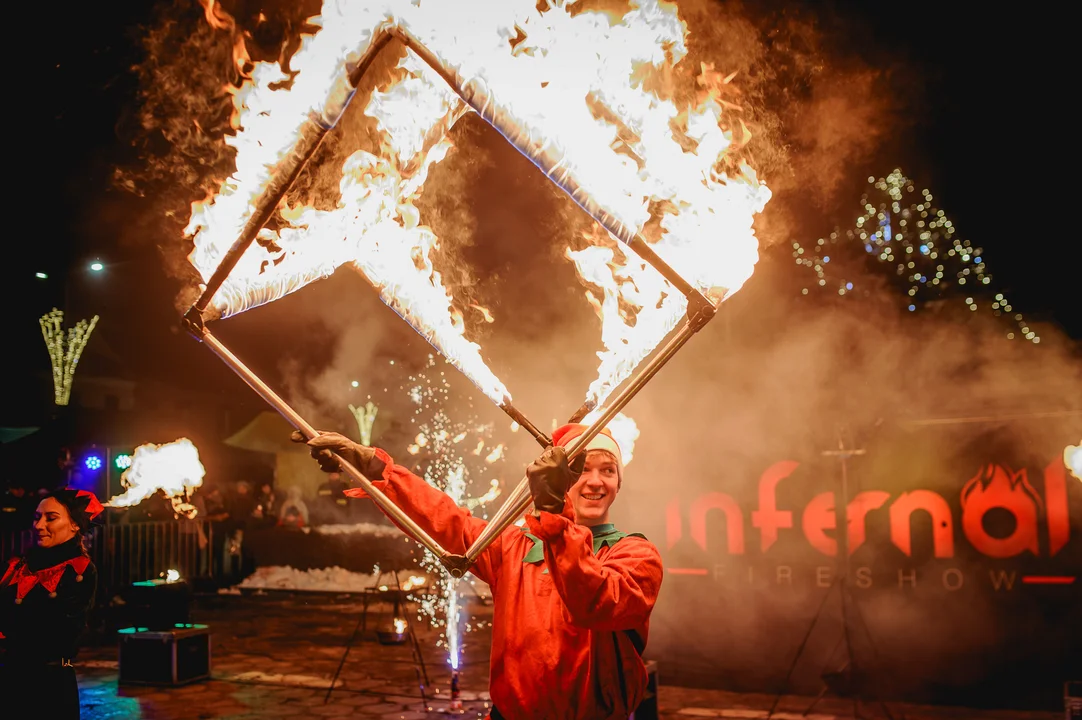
312, 522, 403, 537
235, 565, 428, 593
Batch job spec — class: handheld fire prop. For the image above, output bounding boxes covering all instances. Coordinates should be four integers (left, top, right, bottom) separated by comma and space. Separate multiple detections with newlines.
180, 0, 769, 576
108, 438, 206, 518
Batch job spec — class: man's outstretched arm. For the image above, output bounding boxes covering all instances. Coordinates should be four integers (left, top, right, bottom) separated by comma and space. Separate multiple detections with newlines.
294, 431, 504, 583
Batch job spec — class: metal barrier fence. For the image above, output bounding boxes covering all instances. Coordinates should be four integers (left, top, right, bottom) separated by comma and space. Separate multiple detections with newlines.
1, 521, 215, 595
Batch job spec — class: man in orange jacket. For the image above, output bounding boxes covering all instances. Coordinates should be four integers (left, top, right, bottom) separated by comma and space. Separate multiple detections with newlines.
294, 422, 663, 720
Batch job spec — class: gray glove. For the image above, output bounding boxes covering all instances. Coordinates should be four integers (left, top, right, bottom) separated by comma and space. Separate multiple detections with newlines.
290, 431, 387, 482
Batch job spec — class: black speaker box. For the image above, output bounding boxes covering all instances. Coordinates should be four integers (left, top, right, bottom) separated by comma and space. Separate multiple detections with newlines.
118, 624, 210, 686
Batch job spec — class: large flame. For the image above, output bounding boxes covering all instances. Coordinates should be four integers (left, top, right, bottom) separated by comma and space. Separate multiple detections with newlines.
108, 438, 206, 517
185, 0, 768, 408
1067, 441, 1081, 482
581, 410, 640, 466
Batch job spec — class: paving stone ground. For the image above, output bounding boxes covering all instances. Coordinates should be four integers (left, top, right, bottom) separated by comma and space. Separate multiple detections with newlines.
75, 592, 1060, 720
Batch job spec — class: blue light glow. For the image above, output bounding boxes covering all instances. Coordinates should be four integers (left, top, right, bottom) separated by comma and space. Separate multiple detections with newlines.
84, 455, 103, 471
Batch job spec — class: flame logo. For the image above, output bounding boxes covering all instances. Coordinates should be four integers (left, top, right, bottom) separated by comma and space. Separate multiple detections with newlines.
960, 464, 1042, 558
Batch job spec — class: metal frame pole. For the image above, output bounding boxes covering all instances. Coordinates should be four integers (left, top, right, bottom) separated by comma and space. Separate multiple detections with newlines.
184, 321, 450, 563
448, 321, 700, 576
181, 23, 729, 577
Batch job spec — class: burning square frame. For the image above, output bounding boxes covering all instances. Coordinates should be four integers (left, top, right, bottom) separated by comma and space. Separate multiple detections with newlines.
182, 24, 719, 576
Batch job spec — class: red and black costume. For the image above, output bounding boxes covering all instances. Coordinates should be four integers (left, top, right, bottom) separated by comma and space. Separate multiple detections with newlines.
347, 449, 663, 720
0, 490, 101, 715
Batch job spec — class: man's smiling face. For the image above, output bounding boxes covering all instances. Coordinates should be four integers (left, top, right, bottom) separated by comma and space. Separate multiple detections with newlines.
568, 450, 621, 527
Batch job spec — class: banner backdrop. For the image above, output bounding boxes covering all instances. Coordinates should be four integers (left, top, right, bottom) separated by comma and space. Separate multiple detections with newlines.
622, 417, 1082, 710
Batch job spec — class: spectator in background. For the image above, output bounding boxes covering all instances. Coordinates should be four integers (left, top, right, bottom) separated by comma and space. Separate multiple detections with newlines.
277, 486, 309, 529
177, 492, 209, 577
0, 481, 35, 532
201, 486, 229, 580
225, 482, 257, 581
314, 471, 350, 526
253, 482, 277, 529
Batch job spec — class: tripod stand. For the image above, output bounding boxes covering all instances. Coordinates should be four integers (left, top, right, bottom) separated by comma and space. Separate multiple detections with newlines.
324, 568, 431, 705
768, 430, 902, 720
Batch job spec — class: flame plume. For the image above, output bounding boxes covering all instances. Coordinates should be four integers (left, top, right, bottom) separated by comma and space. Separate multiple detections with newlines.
184, 0, 768, 409
108, 438, 207, 518
1066, 441, 1081, 482
581, 410, 640, 467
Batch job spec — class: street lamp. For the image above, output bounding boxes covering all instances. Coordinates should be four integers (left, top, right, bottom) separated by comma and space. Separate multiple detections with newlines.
89, 261, 104, 272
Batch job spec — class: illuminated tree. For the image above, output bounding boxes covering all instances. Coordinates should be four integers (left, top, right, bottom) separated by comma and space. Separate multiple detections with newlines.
348, 400, 379, 446
39, 308, 99, 406
792, 169, 1038, 342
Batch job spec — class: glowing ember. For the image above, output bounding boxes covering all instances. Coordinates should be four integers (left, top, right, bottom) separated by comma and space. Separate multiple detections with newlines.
470, 304, 495, 323
1066, 442, 1081, 482
108, 438, 206, 518
465, 479, 502, 510
186, 0, 767, 410
484, 444, 504, 464
581, 411, 640, 466
401, 575, 427, 592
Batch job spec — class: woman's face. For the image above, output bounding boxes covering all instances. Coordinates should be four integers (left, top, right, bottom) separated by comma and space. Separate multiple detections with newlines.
33, 497, 78, 548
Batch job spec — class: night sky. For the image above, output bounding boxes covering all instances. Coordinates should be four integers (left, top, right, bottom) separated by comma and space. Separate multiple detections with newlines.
7, 1, 1076, 425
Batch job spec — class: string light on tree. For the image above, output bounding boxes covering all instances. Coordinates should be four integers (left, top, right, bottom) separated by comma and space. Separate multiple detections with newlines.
792, 169, 1038, 342
39, 308, 100, 406
348, 399, 379, 446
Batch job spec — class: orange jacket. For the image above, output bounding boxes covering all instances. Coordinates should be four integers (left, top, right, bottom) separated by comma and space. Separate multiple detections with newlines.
347, 449, 663, 720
